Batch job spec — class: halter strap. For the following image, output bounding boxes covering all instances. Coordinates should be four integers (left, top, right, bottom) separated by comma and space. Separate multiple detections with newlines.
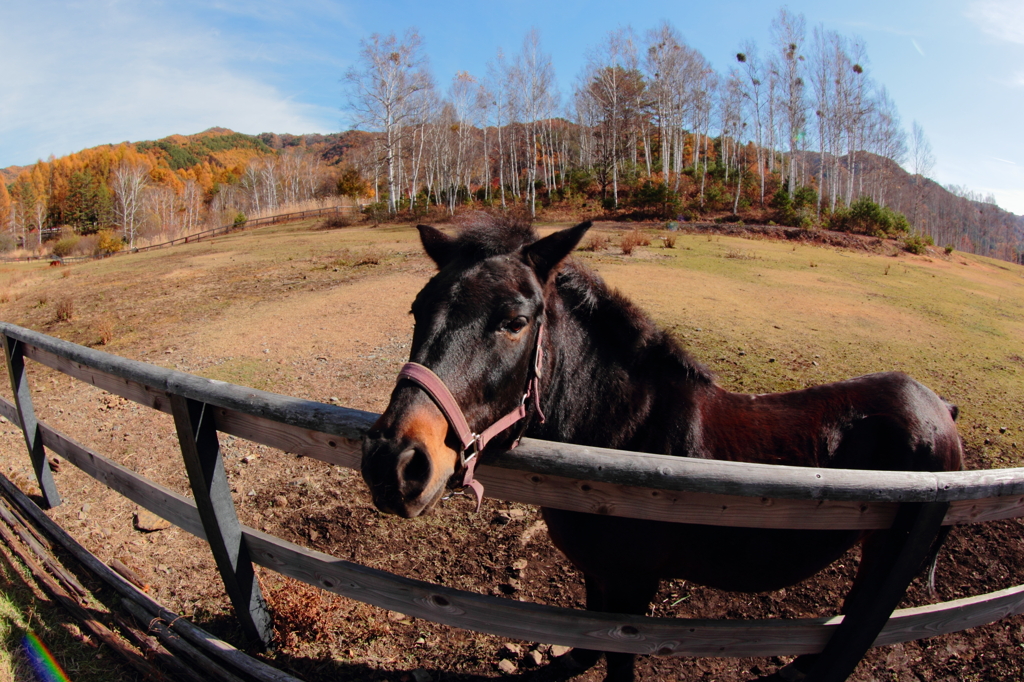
395, 323, 545, 511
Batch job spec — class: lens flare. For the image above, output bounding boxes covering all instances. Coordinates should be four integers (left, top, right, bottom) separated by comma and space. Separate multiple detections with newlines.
22, 632, 71, 682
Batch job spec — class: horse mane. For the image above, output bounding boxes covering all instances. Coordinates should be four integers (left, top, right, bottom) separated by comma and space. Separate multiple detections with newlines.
451, 213, 714, 386
555, 261, 714, 386
450, 213, 538, 260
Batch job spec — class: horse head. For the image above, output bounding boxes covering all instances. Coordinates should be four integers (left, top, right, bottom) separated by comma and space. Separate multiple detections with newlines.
361, 219, 591, 517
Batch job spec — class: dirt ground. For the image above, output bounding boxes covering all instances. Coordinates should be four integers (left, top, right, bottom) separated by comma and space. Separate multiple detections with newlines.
0, 218, 1023, 682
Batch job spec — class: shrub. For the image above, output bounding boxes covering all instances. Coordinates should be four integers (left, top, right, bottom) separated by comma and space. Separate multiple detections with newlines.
51, 235, 80, 258
565, 168, 594, 196
833, 197, 911, 236
630, 181, 682, 218
770, 187, 796, 226
903, 233, 931, 255
0, 233, 17, 253
335, 166, 368, 198
327, 248, 384, 268
55, 297, 74, 322
233, 212, 248, 228
663, 234, 677, 248
362, 201, 388, 225
319, 213, 353, 230
792, 186, 817, 210
944, 245, 954, 255
96, 317, 115, 345
95, 230, 123, 256
580, 234, 610, 252
620, 230, 648, 255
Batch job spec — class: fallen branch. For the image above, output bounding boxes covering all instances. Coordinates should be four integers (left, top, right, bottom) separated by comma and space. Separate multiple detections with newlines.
113, 611, 209, 682
0, 504, 172, 682
0, 497, 88, 598
122, 598, 248, 682
0, 474, 301, 682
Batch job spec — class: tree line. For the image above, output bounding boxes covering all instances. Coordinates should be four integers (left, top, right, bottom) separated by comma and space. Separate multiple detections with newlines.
0, 131, 347, 254
342, 10, 1022, 262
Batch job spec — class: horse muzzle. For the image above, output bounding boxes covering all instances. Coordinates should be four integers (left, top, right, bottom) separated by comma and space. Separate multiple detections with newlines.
360, 406, 458, 518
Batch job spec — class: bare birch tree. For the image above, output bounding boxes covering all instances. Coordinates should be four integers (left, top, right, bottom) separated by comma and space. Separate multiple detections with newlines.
578, 27, 641, 209
771, 9, 808, 194
910, 120, 935, 178
735, 42, 767, 205
344, 29, 433, 214
512, 29, 558, 217
112, 162, 148, 250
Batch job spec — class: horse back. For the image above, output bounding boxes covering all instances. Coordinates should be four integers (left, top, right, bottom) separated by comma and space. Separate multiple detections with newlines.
696, 371, 963, 474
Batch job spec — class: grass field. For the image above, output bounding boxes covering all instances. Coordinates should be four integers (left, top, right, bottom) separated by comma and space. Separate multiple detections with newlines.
2, 218, 1020, 462
0, 217, 1022, 681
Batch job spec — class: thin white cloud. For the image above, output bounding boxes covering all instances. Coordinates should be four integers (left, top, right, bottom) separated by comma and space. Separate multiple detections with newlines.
968, 0, 1024, 45
911, 38, 926, 56
988, 156, 1018, 165
0, 1, 339, 167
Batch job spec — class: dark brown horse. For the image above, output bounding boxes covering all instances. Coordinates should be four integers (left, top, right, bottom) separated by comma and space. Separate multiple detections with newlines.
360, 216, 963, 681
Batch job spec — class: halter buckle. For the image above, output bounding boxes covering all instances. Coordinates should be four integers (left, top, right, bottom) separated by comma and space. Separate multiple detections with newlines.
460, 433, 481, 469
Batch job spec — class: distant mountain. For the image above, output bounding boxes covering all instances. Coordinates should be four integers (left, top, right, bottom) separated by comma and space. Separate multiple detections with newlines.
801, 151, 1023, 262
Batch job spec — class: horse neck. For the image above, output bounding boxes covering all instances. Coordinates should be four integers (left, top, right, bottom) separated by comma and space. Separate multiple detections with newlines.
531, 273, 708, 453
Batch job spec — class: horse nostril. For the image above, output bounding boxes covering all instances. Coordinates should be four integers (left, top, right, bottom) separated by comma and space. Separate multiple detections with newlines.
397, 446, 432, 489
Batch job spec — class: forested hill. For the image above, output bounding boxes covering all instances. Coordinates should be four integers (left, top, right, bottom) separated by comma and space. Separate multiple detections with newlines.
0, 128, 361, 249
798, 152, 1023, 262
0, 129, 375, 192
2, 126, 1021, 265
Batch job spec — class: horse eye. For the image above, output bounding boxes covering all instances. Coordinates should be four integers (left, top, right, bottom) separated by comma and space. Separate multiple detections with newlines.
504, 316, 528, 334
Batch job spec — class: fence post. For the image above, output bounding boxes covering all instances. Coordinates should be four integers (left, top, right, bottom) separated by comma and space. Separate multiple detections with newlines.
1, 334, 61, 508
170, 394, 273, 647
804, 500, 950, 682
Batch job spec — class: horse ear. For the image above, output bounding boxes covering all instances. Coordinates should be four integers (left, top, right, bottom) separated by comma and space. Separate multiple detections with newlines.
417, 224, 457, 268
523, 220, 592, 282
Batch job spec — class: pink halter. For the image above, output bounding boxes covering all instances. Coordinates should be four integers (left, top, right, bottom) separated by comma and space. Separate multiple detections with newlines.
395, 324, 546, 511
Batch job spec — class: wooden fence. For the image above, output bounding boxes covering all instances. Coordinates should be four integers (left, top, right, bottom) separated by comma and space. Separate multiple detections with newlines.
2, 205, 360, 264
2, 321, 1024, 679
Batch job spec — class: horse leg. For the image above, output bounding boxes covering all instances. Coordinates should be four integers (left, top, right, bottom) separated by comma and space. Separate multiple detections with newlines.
597, 575, 660, 682
763, 515, 952, 682
803, 501, 948, 682
766, 533, 888, 681
563, 573, 605, 671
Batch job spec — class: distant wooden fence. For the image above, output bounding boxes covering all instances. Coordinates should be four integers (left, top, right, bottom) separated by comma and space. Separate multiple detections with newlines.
2, 205, 360, 264
3, 322, 1024, 679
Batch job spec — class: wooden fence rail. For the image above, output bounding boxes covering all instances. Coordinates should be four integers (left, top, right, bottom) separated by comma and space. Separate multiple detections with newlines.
2, 321, 1024, 665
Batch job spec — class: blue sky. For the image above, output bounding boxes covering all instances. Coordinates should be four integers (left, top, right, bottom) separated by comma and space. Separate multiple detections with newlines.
2, 0, 1022, 214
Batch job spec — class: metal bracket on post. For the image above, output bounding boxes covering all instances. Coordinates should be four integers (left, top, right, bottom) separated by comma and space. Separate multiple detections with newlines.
170, 394, 273, 648
2, 334, 61, 509
807, 500, 951, 682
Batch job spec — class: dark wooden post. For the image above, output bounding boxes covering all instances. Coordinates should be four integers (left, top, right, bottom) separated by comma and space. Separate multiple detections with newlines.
807, 500, 951, 682
170, 394, 273, 647
2, 334, 61, 509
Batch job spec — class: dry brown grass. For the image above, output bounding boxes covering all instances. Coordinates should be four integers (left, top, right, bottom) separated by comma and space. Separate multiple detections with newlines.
723, 248, 757, 260
620, 229, 650, 255
54, 297, 74, 322
318, 213, 355, 230
1, 220, 1024, 682
263, 576, 343, 647
95, 316, 115, 345
580, 233, 610, 252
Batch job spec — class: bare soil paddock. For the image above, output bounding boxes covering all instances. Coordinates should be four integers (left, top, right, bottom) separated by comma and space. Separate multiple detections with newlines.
1, 218, 1023, 681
